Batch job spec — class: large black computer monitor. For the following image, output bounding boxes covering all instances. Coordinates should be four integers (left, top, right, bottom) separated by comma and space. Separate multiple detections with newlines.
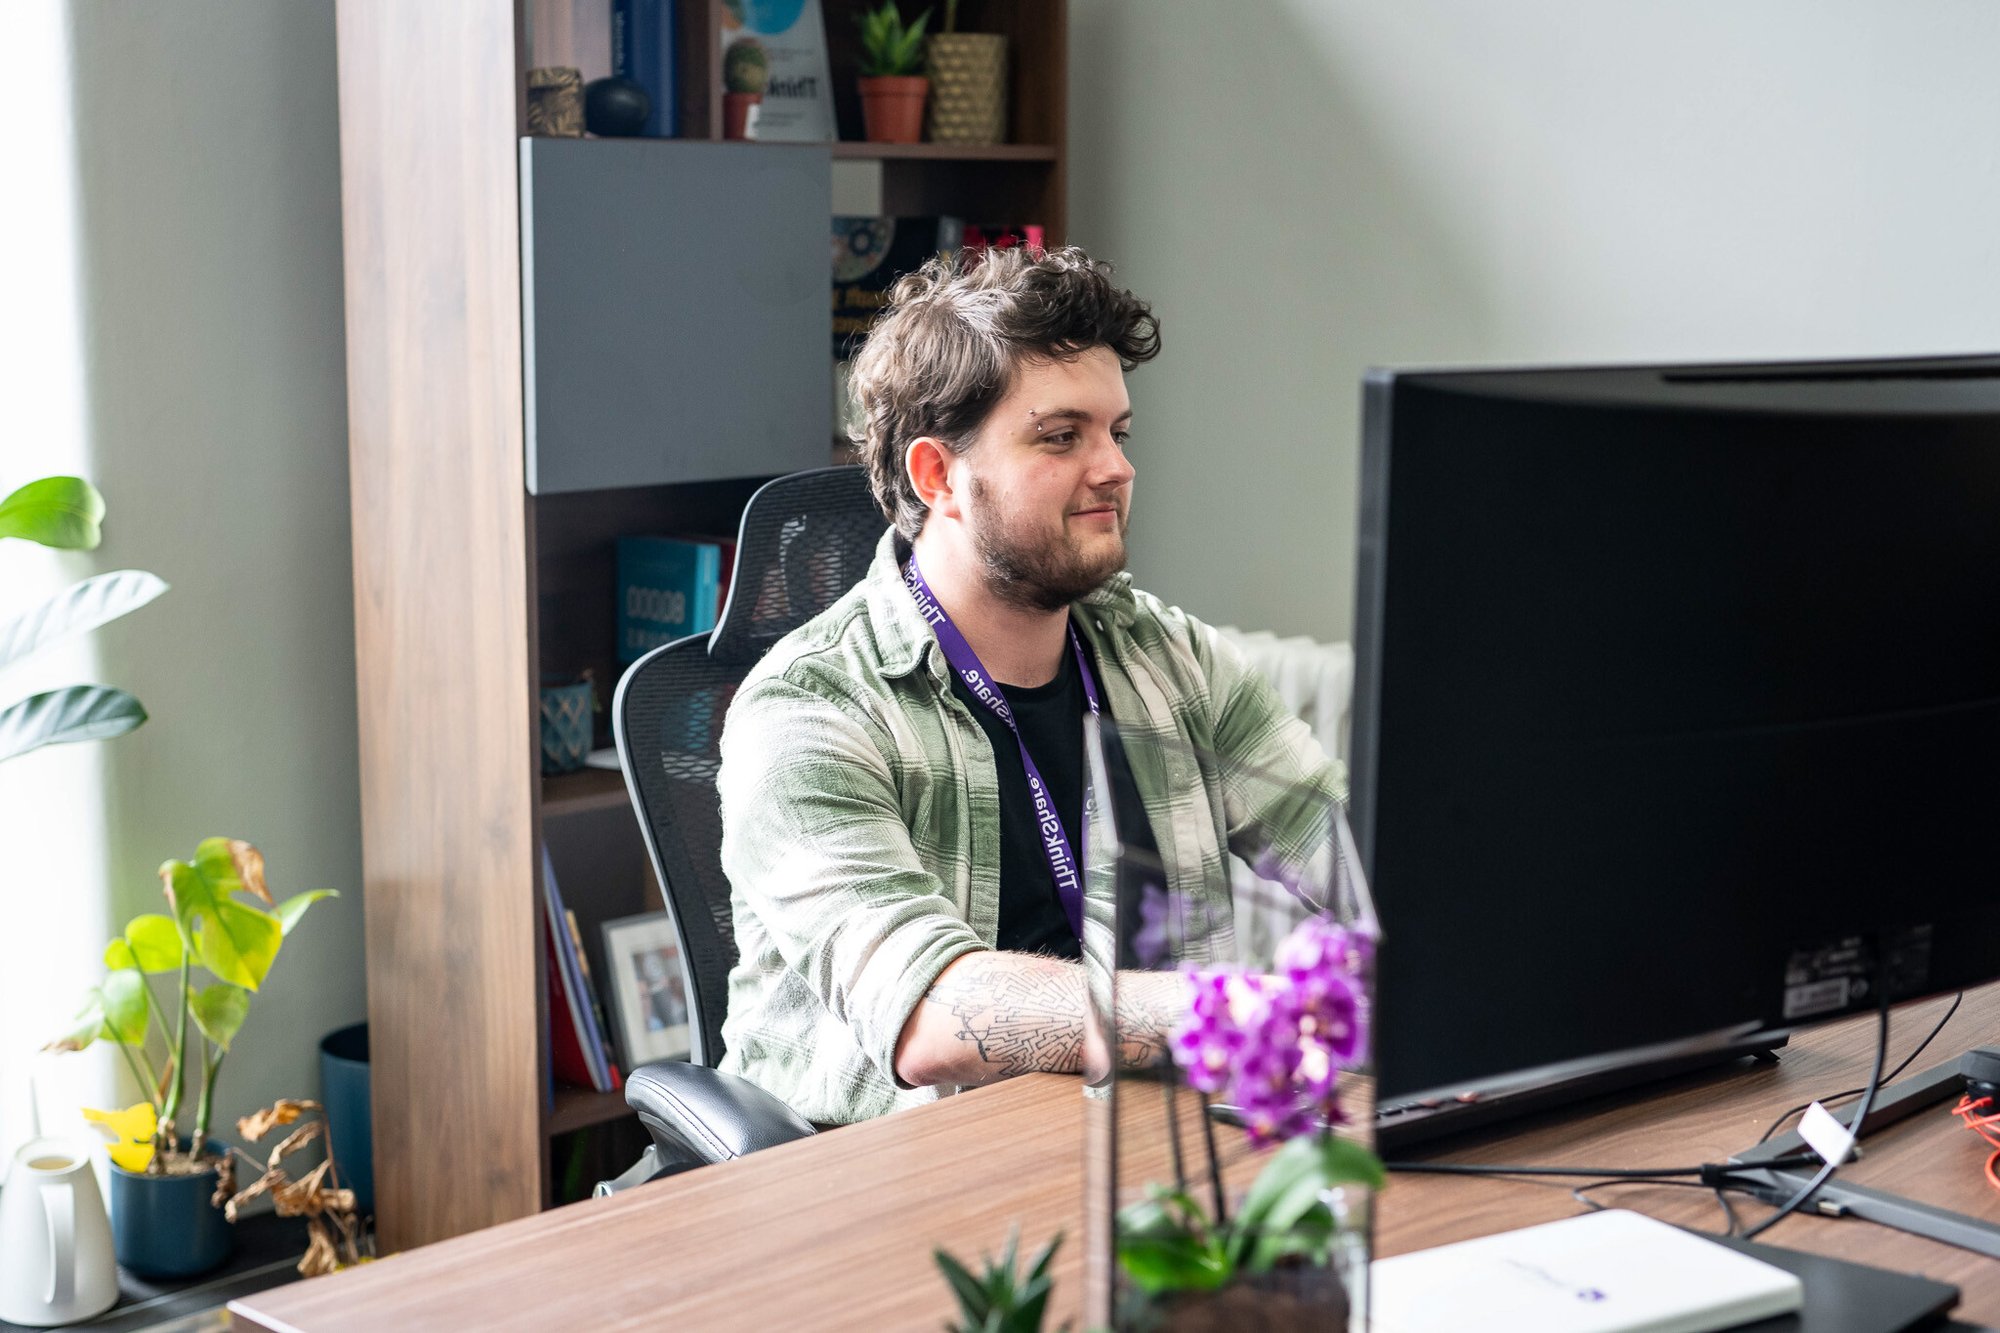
1353, 355, 2000, 1114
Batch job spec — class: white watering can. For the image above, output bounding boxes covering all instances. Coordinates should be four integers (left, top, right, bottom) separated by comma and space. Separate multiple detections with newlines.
0, 1138, 119, 1326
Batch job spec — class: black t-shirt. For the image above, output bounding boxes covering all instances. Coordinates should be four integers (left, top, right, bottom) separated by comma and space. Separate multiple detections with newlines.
948, 628, 1155, 959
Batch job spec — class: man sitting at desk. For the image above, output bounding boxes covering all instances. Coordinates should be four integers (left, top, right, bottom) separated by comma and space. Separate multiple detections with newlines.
717, 245, 1342, 1125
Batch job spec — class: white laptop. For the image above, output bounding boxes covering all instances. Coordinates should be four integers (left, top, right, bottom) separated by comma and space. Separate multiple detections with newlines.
1371, 1209, 1805, 1333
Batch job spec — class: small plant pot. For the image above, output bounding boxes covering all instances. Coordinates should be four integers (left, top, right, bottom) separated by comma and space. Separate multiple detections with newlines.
859, 75, 928, 144
539, 676, 594, 775
925, 33, 1006, 144
722, 91, 764, 139
108, 1141, 234, 1279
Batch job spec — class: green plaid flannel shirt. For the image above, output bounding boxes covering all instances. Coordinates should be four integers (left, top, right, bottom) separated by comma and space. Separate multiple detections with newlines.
716, 529, 1344, 1124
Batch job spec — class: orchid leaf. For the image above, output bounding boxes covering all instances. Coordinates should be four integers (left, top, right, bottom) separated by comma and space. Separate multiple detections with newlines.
0, 476, 104, 549
0, 686, 148, 763
0, 570, 168, 671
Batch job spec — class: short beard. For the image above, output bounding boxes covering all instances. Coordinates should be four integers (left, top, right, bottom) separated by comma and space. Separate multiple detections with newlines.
969, 475, 1128, 612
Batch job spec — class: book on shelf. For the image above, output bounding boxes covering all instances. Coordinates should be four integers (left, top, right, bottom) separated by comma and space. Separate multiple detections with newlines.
542, 846, 622, 1093
831, 216, 966, 359
719, 0, 835, 141
611, 0, 678, 137
617, 535, 737, 664
963, 223, 1047, 258
566, 907, 625, 1074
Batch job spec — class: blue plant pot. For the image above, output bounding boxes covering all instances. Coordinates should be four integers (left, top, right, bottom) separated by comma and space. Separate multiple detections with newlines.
108, 1139, 234, 1279
319, 1022, 375, 1217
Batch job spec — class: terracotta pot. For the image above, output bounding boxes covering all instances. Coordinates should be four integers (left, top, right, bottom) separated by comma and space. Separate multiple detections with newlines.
722, 91, 763, 140
859, 75, 927, 144
925, 33, 1006, 144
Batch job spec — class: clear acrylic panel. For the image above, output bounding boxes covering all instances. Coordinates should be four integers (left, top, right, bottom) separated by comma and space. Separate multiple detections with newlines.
1081, 716, 1379, 1332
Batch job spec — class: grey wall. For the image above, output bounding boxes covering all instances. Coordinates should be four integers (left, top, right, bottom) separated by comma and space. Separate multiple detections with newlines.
1070, 1, 2000, 643
0, 0, 361, 1158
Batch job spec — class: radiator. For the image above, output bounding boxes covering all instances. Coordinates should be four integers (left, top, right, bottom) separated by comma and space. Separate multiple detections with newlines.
1213, 626, 1355, 965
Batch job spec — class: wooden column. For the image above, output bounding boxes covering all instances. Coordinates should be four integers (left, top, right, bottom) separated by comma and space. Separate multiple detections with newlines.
333, 0, 542, 1249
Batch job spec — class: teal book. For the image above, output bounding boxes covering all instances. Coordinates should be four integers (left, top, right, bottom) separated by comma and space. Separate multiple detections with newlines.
617, 536, 726, 663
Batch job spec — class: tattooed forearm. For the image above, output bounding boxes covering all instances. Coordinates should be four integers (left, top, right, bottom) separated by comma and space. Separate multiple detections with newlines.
926, 956, 1086, 1079
896, 953, 1185, 1089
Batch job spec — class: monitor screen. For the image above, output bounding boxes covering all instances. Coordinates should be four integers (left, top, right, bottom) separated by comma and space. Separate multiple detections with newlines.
1353, 355, 2000, 1105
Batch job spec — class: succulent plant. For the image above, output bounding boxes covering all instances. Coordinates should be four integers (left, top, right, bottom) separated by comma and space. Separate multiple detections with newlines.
935, 1227, 1067, 1333
855, 0, 932, 78
724, 38, 770, 95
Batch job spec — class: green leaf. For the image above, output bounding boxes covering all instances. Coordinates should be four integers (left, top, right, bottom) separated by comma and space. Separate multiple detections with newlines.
275, 889, 337, 936
105, 938, 137, 970
45, 1001, 106, 1053
160, 858, 284, 990
1231, 1133, 1385, 1269
0, 570, 169, 672
192, 837, 273, 905
100, 970, 150, 1046
0, 686, 147, 763
1115, 1231, 1232, 1295
191, 983, 251, 1050
124, 914, 186, 972
934, 1247, 989, 1321
0, 476, 104, 549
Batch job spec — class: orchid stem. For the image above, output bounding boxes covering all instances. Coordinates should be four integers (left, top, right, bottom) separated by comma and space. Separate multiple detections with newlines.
1160, 1059, 1187, 1198
1198, 1091, 1227, 1227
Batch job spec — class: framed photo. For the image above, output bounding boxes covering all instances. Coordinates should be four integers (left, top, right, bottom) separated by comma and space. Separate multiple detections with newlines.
601, 911, 693, 1066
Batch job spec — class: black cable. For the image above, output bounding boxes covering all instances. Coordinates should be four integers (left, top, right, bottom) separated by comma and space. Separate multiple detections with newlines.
1739, 983, 1895, 1241
1385, 1152, 1819, 1182
1754, 990, 1962, 1146
1567, 1175, 1745, 1238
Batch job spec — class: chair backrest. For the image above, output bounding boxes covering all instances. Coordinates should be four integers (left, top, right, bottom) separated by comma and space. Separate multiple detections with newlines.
614, 466, 885, 1067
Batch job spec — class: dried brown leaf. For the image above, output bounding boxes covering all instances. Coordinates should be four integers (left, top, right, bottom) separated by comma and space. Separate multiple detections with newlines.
298, 1217, 341, 1278
237, 1098, 320, 1142
266, 1119, 324, 1169
209, 1153, 237, 1209
228, 840, 272, 905
271, 1158, 333, 1217
224, 1167, 277, 1222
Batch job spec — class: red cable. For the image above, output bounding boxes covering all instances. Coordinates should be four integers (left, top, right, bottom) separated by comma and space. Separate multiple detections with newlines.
1951, 1095, 2000, 1195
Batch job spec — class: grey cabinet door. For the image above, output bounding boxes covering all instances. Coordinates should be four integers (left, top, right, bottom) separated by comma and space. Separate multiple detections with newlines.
521, 138, 831, 494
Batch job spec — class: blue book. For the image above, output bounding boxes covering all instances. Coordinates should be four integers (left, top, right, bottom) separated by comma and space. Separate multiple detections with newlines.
612, 0, 678, 138
617, 536, 725, 663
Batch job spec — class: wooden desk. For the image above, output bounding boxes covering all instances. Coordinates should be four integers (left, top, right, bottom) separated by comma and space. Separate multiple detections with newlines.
232, 984, 2000, 1330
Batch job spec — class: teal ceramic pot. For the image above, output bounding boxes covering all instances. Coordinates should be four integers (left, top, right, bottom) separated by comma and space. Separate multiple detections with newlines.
319, 1023, 375, 1216
109, 1140, 234, 1279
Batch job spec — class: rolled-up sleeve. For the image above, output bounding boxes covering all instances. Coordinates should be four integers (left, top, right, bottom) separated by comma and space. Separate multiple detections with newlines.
718, 673, 984, 1085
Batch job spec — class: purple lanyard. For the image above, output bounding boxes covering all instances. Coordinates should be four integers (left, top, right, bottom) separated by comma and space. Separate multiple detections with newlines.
904, 554, 1101, 939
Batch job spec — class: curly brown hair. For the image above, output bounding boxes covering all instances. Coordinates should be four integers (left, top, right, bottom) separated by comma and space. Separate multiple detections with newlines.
847, 245, 1161, 540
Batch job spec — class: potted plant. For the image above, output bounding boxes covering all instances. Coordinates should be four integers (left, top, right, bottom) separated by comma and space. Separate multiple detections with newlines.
722, 37, 770, 140
854, 0, 931, 144
936, 1227, 1066, 1333
924, 0, 1006, 144
1, 475, 166, 765
1112, 915, 1384, 1330
46, 838, 336, 1279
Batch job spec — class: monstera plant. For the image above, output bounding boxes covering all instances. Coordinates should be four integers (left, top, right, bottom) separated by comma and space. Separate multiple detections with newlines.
47, 838, 337, 1167
0, 475, 167, 764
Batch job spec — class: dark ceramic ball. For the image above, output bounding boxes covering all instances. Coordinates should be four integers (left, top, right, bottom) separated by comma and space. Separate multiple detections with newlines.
584, 77, 652, 137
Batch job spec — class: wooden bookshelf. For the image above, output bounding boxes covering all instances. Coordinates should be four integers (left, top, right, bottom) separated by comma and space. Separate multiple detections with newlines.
337, 0, 1069, 1252
829, 141, 1059, 162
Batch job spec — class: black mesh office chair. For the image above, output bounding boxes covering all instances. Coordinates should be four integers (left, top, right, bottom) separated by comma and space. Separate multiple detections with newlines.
602, 466, 885, 1191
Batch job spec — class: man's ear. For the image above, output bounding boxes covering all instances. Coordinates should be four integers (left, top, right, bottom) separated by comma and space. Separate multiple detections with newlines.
905, 437, 963, 522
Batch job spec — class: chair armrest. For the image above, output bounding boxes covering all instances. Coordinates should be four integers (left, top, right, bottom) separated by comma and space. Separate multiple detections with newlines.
626, 1061, 817, 1167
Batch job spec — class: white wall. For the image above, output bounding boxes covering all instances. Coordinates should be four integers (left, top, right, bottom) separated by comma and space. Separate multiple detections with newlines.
0, 0, 361, 1165
1070, 1, 2000, 643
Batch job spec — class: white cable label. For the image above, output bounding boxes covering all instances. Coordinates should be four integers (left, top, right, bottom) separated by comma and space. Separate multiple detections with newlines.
1799, 1100, 1860, 1166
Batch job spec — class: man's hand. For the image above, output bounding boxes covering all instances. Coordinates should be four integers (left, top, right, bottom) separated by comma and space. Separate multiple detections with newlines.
892, 951, 1184, 1089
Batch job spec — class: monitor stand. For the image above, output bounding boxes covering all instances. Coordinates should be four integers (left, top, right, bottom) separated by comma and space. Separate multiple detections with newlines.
1728, 1046, 2000, 1257
1376, 1030, 1787, 1154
